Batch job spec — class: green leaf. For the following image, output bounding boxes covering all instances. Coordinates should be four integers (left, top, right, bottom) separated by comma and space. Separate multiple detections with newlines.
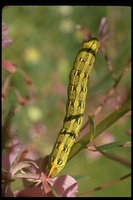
88, 115, 95, 141
91, 141, 130, 151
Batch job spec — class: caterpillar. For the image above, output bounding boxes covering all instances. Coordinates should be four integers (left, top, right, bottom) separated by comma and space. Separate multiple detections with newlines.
47, 37, 100, 178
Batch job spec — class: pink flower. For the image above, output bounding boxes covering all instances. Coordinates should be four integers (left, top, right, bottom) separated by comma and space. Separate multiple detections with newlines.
2, 22, 12, 49
13, 174, 78, 197
2, 60, 16, 73
2, 135, 78, 197
98, 17, 112, 43
47, 175, 78, 197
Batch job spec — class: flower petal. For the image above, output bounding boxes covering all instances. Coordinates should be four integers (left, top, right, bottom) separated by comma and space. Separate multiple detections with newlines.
2, 60, 16, 73
14, 188, 45, 197
48, 175, 78, 197
2, 23, 12, 49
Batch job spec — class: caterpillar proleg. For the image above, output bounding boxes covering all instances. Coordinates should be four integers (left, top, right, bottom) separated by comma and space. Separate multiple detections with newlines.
47, 37, 100, 177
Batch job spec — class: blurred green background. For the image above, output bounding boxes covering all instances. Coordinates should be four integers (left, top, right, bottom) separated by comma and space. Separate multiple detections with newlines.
2, 6, 131, 197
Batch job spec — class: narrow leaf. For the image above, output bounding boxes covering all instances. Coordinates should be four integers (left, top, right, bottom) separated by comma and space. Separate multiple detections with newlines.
88, 115, 95, 141
91, 141, 129, 151
92, 142, 131, 168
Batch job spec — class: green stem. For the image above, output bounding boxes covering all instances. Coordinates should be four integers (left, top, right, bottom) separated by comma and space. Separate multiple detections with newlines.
68, 97, 131, 161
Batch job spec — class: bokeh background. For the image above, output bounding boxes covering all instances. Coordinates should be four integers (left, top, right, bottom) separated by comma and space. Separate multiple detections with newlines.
2, 6, 131, 197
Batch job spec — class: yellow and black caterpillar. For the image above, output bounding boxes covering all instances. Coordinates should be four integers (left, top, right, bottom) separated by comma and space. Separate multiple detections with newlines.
47, 38, 100, 177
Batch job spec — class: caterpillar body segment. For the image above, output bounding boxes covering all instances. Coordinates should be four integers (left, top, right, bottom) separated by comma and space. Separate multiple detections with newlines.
47, 38, 100, 177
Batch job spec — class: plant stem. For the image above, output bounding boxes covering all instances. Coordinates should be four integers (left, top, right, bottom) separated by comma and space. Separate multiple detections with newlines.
68, 97, 131, 161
